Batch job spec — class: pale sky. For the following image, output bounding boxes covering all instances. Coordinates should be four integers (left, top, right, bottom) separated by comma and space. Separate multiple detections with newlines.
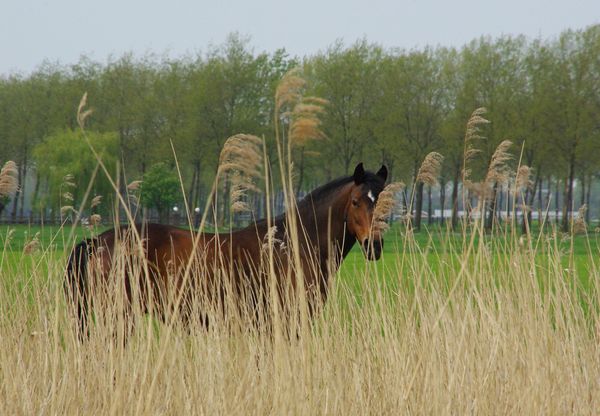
1, 0, 599, 75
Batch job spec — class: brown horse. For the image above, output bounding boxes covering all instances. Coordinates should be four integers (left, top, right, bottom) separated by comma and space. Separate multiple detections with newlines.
66, 163, 388, 335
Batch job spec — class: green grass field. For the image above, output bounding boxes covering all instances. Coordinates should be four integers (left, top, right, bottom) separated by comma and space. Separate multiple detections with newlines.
2, 221, 598, 299
2, 221, 598, 272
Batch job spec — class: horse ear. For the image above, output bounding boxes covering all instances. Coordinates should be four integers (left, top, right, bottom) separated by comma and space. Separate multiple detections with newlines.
376, 165, 388, 182
353, 163, 365, 184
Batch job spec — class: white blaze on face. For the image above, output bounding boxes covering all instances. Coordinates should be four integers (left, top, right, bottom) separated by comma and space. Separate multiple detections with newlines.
367, 190, 375, 203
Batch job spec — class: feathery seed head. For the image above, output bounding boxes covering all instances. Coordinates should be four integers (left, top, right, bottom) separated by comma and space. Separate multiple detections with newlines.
77, 92, 94, 130
515, 165, 534, 194
127, 180, 142, 191
60, 205, 75, 216
417, 152, 444, 186
573, 204, 587, 235
485, 140, 513, 186
89, 214, 102, 227
218, 134, 264, 214
23, 232, 40, 255
0, 161, 19, 197
275, 68, 306, 113
91, 195, 102, 209
373, 182, 405, 234
463, 107, 489, 180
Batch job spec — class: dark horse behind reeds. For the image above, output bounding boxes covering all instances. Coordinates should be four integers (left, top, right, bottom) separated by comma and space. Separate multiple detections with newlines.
66, 163, 388, 336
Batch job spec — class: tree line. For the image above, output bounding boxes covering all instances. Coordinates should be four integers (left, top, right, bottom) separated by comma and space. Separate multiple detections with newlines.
1, 27, 599, 231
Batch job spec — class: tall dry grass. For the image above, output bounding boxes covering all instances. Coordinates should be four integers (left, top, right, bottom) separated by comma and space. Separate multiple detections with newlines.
1, 222, 600, 414
1, 87, 599, 415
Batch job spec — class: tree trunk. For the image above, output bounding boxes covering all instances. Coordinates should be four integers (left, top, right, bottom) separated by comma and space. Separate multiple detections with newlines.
555, 178, 560, 226
18, 158, 27, 221
561, 157, 575, 232
537, 177, 544, 227
450, 173, 459, 229
485, 182, 498, 230
414, 182, 424, 231
580, 175, 586, 206
505, 187, 511, 222
11, 161, 24, 222
497, 186, 504, 223
522, 174, 539, 234
440, 181, 446, 225
31, 171, 41, 221
427, 185, 433, 225
585, 174, 592, 224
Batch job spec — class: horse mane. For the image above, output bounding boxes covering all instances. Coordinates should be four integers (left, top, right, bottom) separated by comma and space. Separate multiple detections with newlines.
251, 171, 385, 230
301, 171, 384, 204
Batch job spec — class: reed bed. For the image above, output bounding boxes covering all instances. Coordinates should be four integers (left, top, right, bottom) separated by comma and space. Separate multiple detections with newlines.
1, 222, 599, 415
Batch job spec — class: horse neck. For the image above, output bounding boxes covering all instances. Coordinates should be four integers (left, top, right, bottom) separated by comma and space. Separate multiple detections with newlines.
295, 182, 355, 259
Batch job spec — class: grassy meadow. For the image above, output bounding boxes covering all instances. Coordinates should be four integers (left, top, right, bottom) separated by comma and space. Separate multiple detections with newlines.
1, 220, 600, 414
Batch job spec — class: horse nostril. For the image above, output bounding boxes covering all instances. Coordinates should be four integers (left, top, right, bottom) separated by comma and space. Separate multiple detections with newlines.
373, 240, 381, 252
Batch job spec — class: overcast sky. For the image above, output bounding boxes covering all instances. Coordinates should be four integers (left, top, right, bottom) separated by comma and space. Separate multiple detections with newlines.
2, 0, 599, 75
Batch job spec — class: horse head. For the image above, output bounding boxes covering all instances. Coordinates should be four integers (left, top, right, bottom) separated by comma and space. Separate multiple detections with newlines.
345, 162, 388, 261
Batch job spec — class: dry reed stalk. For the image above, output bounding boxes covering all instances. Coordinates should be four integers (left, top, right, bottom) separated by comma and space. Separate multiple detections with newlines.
373, 182, 405, 233
0, 161, 18, 197
416, 152, 444, 186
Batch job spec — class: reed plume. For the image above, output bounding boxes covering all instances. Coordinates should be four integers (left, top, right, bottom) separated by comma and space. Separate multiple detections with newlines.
62, 174, 75, 187
416, 152, 444, 186
77, 92, 93, 130
462, 108, 489, 180
373, 182, 405, 233
218, 134, 264, 213
23, 232, 40, 255
89, 214, 102, 227
60, 206, 75, 216
573, 204, 587, 234
127, 180, 142, 191
91, 195, 102, 208
464, 140, 513, 201
288, 100, 327, 146
515, 165, 534, 195
275, 68, 306, 113
485, 140, 513, 186
0, 161, 18, 197
261, 225, 286, 251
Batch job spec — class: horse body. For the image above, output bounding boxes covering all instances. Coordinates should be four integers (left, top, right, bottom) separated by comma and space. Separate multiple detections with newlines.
66, 163, 387, 334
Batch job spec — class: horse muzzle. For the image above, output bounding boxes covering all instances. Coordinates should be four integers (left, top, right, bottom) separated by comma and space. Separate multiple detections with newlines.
362, 238, 383, 261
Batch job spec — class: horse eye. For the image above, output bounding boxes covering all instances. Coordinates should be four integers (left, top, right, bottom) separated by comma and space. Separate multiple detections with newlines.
352, 199, 359, 207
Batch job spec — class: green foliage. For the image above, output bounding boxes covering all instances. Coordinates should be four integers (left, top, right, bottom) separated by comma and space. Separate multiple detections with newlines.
140, 162, 182, 219
32, 129, 118, 213
1, 26, 600, 223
